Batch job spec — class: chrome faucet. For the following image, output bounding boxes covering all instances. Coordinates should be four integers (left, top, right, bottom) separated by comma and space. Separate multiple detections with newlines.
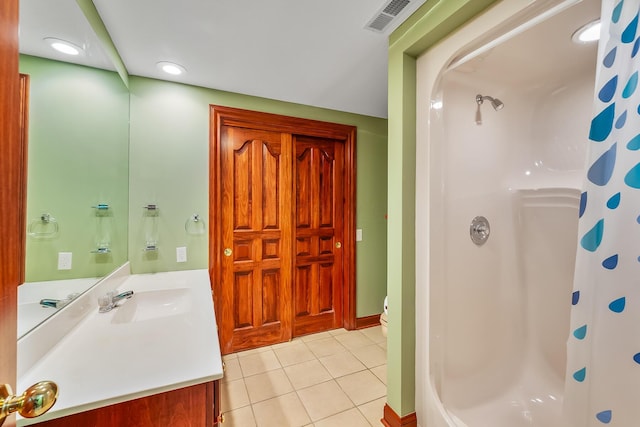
98, 290, 134, 313
40, 293, 79, 309
40, 298, 69, 309
112, 290, 134, 304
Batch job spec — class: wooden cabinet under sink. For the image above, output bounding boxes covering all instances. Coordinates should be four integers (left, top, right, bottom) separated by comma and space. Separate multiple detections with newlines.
31, 380, 220, 427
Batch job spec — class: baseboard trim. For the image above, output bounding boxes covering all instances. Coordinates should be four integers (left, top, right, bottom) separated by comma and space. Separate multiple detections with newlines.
355, 313, 381, 329
381, 404, 417, 427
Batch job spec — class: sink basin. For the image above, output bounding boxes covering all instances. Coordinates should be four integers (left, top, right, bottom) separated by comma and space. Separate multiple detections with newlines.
111, 288, 192, 324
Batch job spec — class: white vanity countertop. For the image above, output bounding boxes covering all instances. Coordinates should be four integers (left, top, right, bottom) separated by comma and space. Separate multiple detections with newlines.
17, 269, 223, 425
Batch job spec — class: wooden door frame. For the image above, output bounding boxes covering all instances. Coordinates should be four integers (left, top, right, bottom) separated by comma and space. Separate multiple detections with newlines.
1, 1, 21, 423
209, 105, 357, 335
19, 74, 29, 285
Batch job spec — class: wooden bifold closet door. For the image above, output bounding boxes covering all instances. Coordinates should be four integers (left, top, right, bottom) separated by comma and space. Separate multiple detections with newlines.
210, 106, 356, 355
292, 135, 344, 337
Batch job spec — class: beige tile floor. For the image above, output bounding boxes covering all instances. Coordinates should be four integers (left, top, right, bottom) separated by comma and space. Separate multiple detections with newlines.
220, 326, 387, 427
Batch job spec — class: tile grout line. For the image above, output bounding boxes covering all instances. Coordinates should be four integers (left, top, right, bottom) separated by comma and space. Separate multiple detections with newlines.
223, 327, 386, 427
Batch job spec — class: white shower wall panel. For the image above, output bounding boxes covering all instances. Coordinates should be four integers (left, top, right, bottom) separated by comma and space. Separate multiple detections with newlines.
436, 69, 591, 422
517, 72, 595, 189
415, 0, 599, 425
439, 75, 528, 409
516, 189, 580, 381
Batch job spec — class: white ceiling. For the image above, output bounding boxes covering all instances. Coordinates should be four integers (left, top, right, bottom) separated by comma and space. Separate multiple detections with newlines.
19, 0, 430, 119
19, 0, 115, 71
450, 0, 600, 89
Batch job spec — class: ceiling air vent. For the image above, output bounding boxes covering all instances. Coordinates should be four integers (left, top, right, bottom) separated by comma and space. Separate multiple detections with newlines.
365, 0, 411, 33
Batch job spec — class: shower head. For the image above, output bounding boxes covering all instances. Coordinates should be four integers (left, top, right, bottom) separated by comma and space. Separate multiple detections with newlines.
475, 94, 504, 125
490, 97, 504, 110
476, 94, 504, 111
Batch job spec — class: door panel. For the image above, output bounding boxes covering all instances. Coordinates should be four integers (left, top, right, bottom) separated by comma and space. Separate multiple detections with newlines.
211, 106, 357, 353
218, 126, 292, 353
293, 136, 344, 336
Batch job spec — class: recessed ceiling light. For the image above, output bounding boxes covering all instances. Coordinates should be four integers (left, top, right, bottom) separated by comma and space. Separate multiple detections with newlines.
44, 37, 83, 55
572, 19, 601, 44
156, 61, 186, 76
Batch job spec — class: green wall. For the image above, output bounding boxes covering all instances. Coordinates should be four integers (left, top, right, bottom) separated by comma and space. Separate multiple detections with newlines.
20, 55, 129, 282
127, 76, 388, 318
73, 0, 388, 319
355, 127, 388, 317
18, 52, 388, 317
385, 0, 500, 418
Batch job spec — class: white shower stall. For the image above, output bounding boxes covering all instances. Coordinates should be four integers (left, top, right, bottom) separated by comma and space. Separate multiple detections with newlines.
414, 0, 600, 425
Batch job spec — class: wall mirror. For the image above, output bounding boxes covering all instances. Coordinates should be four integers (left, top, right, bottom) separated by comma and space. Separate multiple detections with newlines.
17, 0, 130, 337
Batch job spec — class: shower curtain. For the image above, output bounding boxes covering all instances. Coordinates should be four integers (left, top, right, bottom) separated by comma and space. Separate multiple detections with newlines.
565, 0, 640, 425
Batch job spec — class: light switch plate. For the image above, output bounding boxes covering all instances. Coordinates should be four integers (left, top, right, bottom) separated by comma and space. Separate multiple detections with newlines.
356, 229, 363, 242
176, 246, 187, 263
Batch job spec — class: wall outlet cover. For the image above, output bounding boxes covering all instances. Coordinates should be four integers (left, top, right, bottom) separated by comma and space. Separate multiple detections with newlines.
58, 252, 72, 270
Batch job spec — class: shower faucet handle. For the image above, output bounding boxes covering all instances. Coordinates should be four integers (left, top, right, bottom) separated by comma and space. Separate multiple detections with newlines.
474, 222, 489, 235
470, 216, 490, 246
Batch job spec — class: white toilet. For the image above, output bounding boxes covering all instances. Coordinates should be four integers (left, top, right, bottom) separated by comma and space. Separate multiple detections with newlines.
380, 296, 388, 337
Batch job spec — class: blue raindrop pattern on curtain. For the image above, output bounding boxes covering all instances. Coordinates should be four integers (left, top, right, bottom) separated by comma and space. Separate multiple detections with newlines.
565, 1, 640, 426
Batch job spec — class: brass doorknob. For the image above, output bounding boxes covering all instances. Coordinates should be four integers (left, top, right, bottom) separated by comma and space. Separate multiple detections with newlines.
223, 248, 232, 257
0, 381, 58, 426
335, 242, 342, 249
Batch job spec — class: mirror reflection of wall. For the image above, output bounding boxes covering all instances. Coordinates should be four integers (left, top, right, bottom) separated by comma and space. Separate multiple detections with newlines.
21, 55, 129, 283
17, 0, 131, 338
18, 56, 129, 337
